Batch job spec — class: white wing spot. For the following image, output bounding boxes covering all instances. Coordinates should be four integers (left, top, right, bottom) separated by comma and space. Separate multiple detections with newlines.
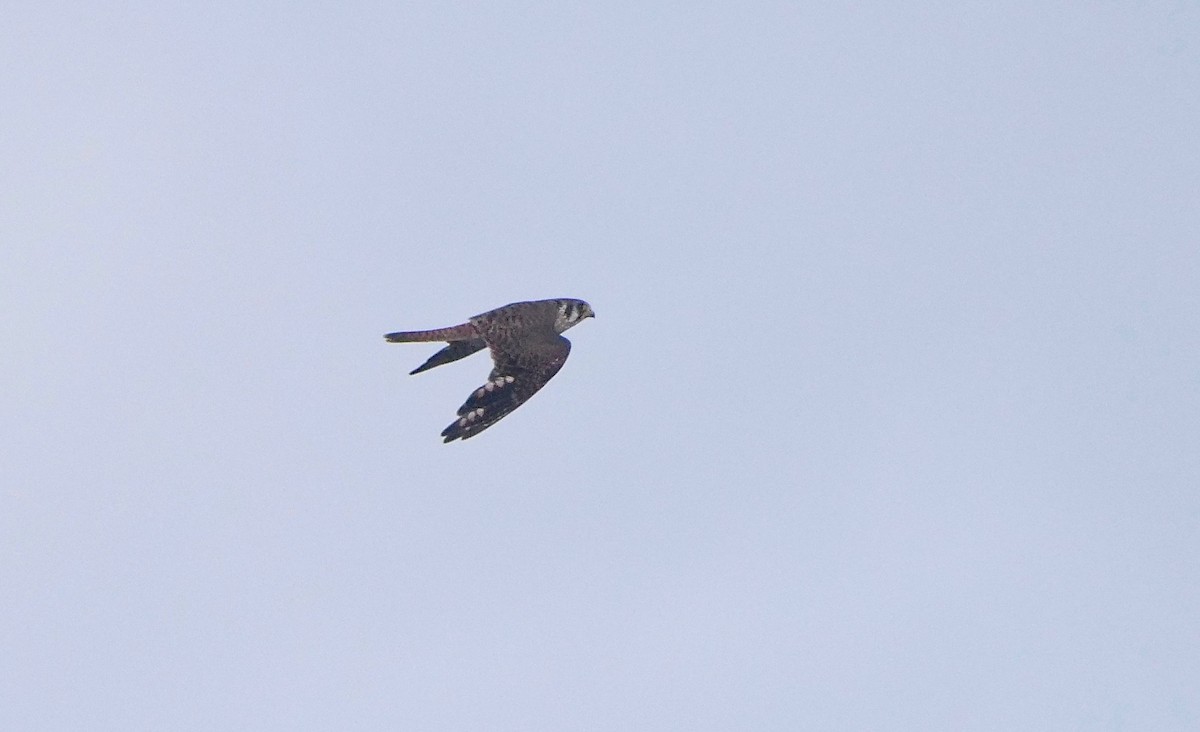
458, 407, 486, 426
479, 377, 509, 397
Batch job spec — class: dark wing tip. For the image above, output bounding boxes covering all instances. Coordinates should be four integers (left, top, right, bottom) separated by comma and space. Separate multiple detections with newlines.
440, 423, 466, 443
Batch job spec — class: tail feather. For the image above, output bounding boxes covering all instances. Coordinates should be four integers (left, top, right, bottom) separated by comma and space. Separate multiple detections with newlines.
384, 322, 476, 343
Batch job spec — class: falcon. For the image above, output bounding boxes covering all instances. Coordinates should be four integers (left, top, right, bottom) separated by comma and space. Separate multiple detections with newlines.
385, 298, 595, 442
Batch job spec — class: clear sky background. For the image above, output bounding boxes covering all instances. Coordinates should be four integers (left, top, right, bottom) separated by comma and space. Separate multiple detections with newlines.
3, 3, 1199, 730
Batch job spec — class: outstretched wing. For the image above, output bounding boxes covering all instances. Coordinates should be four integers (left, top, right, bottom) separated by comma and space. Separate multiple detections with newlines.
408, 338, 487, 375
384, 322, 487, 375
440, 336, 572, 442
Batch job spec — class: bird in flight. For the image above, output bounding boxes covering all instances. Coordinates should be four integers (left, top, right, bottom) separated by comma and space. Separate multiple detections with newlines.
385, 298, 595, 442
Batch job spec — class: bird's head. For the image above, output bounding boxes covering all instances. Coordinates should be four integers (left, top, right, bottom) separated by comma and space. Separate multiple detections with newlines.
555, 298, 595, 332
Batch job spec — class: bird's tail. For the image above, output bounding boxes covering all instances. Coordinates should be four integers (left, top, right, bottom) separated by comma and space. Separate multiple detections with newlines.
383, 323, 477, 343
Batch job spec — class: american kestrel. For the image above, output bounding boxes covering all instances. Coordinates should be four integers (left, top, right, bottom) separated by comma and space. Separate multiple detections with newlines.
385, 298, 595, 442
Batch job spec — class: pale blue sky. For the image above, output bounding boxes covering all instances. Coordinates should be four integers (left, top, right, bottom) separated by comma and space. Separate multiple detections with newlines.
3, 3, 1199, 730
